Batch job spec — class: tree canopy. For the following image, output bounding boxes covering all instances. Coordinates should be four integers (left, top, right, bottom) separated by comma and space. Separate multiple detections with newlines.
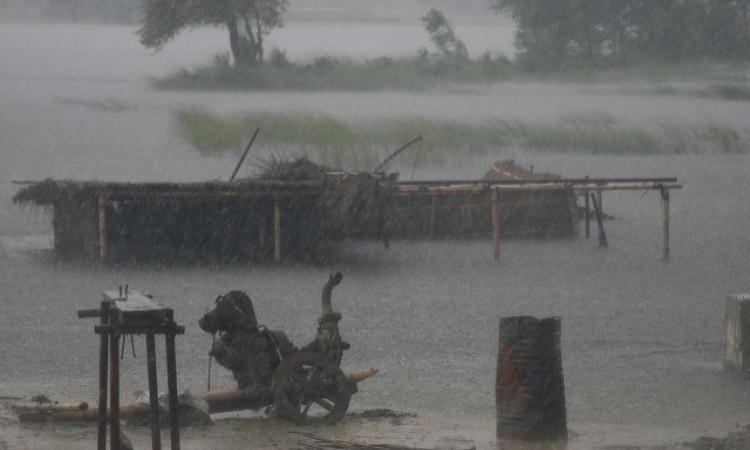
494, 0, 750, 70
421, 9, 468, 59
139, 0, 288, 66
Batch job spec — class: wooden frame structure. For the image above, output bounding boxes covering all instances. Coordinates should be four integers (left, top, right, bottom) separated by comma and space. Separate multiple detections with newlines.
13, 176, 680, 262
395, 177, 681, 260
78, 288, 185, 450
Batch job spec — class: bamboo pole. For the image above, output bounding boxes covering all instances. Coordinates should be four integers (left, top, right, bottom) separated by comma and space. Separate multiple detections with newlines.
491, 189, 500, 260
661, 187, 670, 259
97, 191, 107, 261
429, 196, 437, 237
273, 195, 282, 262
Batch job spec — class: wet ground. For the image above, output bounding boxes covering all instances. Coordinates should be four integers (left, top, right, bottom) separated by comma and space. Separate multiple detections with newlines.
1, 23, 750, 449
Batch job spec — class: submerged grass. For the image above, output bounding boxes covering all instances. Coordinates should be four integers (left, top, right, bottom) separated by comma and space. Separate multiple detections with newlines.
175, 109, 750, 168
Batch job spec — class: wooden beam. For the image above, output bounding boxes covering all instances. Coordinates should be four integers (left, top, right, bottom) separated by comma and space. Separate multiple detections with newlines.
165, 324, 180, 450
273, 195, 282, 262
97, 301, 109, 450
108, 317, 120, 450
491, 190, 500, 260
661, 187, 670, 259
97, 192, 107, 262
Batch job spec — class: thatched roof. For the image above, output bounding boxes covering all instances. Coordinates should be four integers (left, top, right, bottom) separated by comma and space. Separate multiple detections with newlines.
13, 177, 325, 206
253, 156, 333, 182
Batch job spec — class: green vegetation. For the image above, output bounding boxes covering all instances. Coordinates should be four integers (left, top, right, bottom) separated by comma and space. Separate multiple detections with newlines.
140, 0, 287, 66
155, 52, 515, 91
175, 109, 750, 168
494, 0, 750, 71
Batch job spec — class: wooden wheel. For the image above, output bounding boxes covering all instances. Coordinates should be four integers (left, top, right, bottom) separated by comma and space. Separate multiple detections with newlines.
272, 351, 352, 425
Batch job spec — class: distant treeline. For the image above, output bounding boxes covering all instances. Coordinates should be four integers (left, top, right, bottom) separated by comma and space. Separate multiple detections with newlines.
495, 0, 750, 70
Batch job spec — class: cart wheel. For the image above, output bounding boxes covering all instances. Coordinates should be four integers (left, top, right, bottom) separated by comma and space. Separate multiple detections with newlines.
272, 351, 353, 425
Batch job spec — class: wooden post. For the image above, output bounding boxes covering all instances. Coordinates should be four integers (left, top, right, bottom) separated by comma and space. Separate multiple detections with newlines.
258, 214, 267, 259
661, 187, 670, 259
108, 313, 121, 450
596, 189, 603, 215
97, 301, 109, 450
429, 196, 437, 238
584, 191, 590, 239
146, 333, 162, 450
491, 189, 500, 260
165, 310, 181, 450
591, 193, 608, 248
97, 191, 107, 262
496, 316, 567, 443
273, 195, 282, 263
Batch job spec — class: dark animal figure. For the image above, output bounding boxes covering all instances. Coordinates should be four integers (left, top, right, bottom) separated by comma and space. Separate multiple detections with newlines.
199, 291, 294, 390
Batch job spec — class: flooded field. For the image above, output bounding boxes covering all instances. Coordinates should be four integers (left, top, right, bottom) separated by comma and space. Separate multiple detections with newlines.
2, 23, 750, 449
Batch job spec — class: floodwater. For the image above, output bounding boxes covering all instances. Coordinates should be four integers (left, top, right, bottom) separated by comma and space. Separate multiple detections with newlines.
2, 22, 750, 450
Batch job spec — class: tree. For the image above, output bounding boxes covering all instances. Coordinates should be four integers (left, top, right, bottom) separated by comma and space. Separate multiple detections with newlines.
139, 0, 288, 66
421, 9, 468, 59
494, 0, 750, 70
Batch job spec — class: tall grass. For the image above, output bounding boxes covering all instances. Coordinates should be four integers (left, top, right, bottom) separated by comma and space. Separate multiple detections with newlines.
175, 109, 750, 169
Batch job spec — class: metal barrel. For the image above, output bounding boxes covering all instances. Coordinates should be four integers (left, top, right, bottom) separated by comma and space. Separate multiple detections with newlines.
496, 316, 567, 443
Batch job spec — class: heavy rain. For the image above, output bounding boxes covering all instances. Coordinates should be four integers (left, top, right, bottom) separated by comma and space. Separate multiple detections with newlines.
1, 1, 750, 449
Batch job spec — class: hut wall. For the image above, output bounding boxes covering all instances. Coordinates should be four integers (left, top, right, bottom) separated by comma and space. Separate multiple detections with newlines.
384, 189, 578, 239
53, 193, 100, 260
104, 194, 324, 263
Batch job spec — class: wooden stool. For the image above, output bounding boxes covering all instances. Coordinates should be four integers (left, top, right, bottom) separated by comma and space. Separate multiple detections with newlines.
79, 287, 185, 450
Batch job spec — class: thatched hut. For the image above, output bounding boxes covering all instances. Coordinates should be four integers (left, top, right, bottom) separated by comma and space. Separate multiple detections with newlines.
13, 159, 579, 262
13, 167, 388, 263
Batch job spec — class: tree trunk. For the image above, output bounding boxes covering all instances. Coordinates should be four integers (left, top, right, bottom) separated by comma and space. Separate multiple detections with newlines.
255, 16, 264, 63
227, 17, 245, 65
